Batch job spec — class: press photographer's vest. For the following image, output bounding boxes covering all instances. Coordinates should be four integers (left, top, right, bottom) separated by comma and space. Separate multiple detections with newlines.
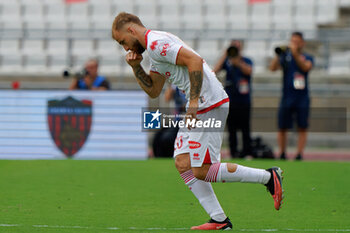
78, 76, 106, 89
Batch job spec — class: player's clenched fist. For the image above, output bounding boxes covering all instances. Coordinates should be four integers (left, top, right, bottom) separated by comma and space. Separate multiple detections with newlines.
125, 52, 143, 67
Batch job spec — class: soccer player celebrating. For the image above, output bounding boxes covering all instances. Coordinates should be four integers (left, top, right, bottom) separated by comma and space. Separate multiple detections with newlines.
112, 12, 283, 230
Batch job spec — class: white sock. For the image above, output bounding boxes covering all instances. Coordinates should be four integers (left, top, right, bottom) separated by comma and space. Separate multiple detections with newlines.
180, 170, 227, 222
205, 163, 271, 184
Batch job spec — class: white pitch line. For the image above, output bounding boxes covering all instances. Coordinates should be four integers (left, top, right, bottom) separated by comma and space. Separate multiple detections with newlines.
33, 224, 90, 229
1, 223, 350, 231
0, 224, 20, 227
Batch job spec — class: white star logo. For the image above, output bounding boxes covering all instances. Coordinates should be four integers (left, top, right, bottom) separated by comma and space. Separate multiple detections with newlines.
150, 109, 161, 122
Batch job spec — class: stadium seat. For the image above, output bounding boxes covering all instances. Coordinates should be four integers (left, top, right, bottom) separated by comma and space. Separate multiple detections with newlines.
203, 0, 226, 18
24, 21, 46, 38
243, 40, 268, 73
42, 0, 63, 4
226, 0, 247, 8
47, 40, 69, 56
180, 0, 204, 31
0, 54, 23, 72
138, 15, 159, 30
316, 0, 339, 24
272, 1, 293, 29
328, 52, 350, 74
0, 39, 21, 55
159, 0, 182, 31
89, 0, 111, 5
71, 39, 96, 70
2, 20, 24, 39
112, 0, 136, 15
244, 40, 268, 57
96, 39, 120, 57
0, 0, 347, 76
137, 0, 159, 29
203, 0, 228, 32
272, 0, 294, 5
69, 21, 91, 38
67, 2, 89, 23
243, 40, 268, 72
23, 54, 48, 72
250, 2, 272, 27
159, 0, 180, 30
46, 21, 68, 39
294, 0, 317, 38
295, 0, 316, 25
22, 39, 45, 56
183, 39, 195, 50
295, 0, 316, 7
22, 4, 44, 23
91, 21, 112, 39
45, 4, 67, 24
71, 39, 94, 57
339, 0, 350, 6
294, 23, 317, 39
0, 3, 21, 22
250, 22, 273, 40
227, 0, 249, 37
196, 40, 220, 66
99, 54, 123, 75
48, 54, 69, 73
90, 4, 112, 23
73, 56, 90, 70
250, 55, 267, 73
19, 0, 43, 4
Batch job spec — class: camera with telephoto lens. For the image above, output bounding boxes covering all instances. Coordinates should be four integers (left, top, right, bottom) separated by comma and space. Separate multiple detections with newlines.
274, 46, 290, 56
227, 46, 239, 58
62, 68, 89, 80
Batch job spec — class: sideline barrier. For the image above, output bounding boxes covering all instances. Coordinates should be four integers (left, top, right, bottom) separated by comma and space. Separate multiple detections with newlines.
0, 90, 148, 160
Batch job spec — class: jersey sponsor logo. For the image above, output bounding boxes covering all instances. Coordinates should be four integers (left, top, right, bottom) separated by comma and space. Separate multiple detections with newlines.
193, 153, 200, 160
189, 141, 201, 149
160, 43, 170, 56
150, 40, 158, 51
47, 96, 92, 158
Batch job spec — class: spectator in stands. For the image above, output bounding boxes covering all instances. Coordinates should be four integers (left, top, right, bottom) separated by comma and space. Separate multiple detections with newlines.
269, 31, 314, 160
69, 58, 110, 90
214, 40, 253, 158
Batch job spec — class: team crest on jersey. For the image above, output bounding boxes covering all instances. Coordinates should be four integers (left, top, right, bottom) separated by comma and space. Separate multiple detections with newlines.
150, 40, 158, 51
47, 96, 92, 157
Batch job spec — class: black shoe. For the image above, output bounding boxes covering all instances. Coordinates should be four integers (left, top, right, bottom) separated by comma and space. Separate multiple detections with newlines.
191, 217, 233, 230
280, 152, 286, 160
265, 167, 284, 210
295, 154, 303, 160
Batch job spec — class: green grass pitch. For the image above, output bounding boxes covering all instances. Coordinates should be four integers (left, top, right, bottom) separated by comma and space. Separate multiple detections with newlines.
0, 159, 349, 233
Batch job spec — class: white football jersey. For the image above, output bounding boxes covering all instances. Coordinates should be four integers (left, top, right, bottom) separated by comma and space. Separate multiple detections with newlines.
145, 30, 228, 112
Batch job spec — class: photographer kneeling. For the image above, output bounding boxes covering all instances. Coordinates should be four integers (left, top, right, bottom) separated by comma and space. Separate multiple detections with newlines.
69, 58, 110, 90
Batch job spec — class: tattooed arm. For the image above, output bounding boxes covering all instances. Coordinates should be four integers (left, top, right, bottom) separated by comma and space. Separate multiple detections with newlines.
126, 52, 165, 98
176, 47, 204, 122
